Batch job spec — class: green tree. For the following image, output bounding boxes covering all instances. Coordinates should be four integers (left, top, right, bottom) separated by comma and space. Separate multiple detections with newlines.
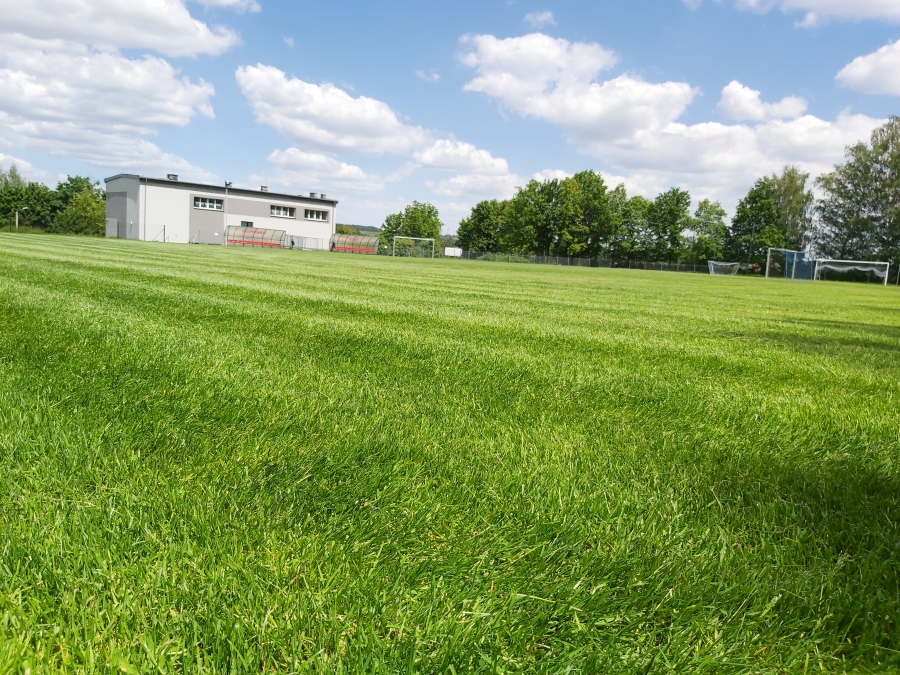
814, 116, 900, 267
553, 177, 586, 256
380, 201, 443, 252
0, 181, 58, 230
647, 188, 691, 262
727, 177, 784, 267
51, 190, 106, 235
685, 199, 728, 263
771, 166, 813, 250
572, 170, 611, 258
0, 164, 27, 190
502, 180, 543, 254
457, 199, 505, 252
605, 186, 651, 261
335, 224, 358, 235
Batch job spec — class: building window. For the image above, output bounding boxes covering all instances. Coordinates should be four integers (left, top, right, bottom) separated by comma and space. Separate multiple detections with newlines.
241, 221, 253, 228
270, 205, 296, 218
194, 197, 223, 211
305, 209, 329, 222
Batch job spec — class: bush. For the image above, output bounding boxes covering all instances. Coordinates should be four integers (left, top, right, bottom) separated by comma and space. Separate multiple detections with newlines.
51, 191, 105, 235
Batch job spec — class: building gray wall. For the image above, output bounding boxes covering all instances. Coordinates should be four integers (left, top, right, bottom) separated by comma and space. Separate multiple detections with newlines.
189, 204, 226, 245
104, 176, 140, 239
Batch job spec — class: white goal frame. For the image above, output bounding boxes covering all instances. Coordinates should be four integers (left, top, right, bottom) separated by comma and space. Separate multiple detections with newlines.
767, 248, 801, 280
708, 260, 740, 276
392, 236, 435, 258
813, 259, 891, 286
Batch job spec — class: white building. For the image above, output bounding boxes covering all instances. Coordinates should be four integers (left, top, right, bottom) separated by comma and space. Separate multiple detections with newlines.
104, 174, 337, 249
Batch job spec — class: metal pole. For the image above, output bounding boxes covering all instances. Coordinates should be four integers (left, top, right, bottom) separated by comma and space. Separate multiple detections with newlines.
142, 179, 147, 241
15, 207, 28, 232
814, 260, 820, 281
885, 263, 889, 287
746, 224, 756, 272
392, 237, 395, 257
765, 248, 772, 279
224, 181, 231, 246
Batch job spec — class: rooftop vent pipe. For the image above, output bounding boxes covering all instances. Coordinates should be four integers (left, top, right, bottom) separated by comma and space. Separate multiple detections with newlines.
167, 174, 178, 181
260, 186, 268, 192
309, 192, 318, 198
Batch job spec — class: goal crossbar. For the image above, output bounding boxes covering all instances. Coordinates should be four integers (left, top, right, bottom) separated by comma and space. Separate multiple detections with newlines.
814, 259, 890, 286
392, 236, 435, 258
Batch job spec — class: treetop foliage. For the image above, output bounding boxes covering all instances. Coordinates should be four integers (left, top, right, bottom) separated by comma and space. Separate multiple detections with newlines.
456, 116, 900, 269
381, 201, 443, 247
0, 165, 105, 234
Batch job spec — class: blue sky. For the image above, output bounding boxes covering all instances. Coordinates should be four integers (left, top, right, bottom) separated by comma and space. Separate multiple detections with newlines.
1, 0, 898, 229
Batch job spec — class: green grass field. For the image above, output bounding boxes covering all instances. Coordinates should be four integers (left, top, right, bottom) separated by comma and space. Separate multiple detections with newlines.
1, 234, 899, 673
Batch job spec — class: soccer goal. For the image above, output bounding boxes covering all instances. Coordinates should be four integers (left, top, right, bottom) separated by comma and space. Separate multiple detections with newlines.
392, 236, 435, 258
814, 259, 891, 286
766, 248, 815, 281
708, 261, 740, 275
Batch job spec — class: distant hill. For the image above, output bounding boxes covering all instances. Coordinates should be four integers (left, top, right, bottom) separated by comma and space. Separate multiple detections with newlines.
336, 224, 383, 235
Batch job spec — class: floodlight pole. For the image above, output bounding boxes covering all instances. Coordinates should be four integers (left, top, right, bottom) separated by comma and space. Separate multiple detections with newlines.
15, 207, 28, 232
224, 181, 231, 246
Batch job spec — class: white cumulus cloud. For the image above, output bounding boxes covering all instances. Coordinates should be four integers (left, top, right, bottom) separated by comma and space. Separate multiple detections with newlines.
717, 80, 808, 121
460, 31, 883, 208
836, 40, 900, 95
691, 0, 900, 25
262, 148, 384, 194
460, 33, 696, 142
0, 0, 245, 176
237, 65, 521, 202
0, 0, 241, 57
524, 11, 556, 28
236, 64, 431, 154
413, 140, 509, 175
195, 0, 261, 13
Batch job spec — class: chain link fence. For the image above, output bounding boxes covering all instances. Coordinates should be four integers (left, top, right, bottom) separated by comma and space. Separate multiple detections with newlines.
452, 250, 762, 275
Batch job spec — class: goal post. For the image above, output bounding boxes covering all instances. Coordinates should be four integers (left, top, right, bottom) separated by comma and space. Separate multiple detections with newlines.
707, 261, 740, 276
766, 248, 815, 281
392, 236, 435, 258
814, 259, 891, 286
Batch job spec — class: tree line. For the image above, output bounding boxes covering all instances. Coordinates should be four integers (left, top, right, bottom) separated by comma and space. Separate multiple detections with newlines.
457, 117, 900, 268
0, 166, 106, 235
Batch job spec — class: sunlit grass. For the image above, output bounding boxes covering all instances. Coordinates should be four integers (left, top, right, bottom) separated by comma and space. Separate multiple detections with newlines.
1, 233, 898, 673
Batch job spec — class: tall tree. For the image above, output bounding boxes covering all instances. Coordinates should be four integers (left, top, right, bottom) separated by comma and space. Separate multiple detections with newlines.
685, 199, 728, 263
502, 180, 543, 254
572, 170, 611, 258
647, 188, 691, 262
457, 199, 505, 252
814, 116, 900, 266
0, 164, 27, 190
553, 177, 586, 256
727, 177, 784, 266
0, 181, 58, 230
380, 202, 443, 250
771, 166, 813, 250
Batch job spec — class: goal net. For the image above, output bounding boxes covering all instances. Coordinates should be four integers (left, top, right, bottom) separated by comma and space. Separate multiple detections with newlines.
708, 261, 740, 275
392, 236, 435, 258
814, 259, 891, 286
766, 248, 815, 281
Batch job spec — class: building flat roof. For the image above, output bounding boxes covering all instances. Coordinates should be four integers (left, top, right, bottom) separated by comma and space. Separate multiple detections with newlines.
104, 174, 338, 206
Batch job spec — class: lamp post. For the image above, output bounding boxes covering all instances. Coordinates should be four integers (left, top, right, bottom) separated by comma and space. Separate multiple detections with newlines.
224, 181, 232, 246
15, 207, 29, 232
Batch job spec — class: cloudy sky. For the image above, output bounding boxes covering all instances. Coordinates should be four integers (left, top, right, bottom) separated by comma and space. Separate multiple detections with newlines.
0, 0, 897, 228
